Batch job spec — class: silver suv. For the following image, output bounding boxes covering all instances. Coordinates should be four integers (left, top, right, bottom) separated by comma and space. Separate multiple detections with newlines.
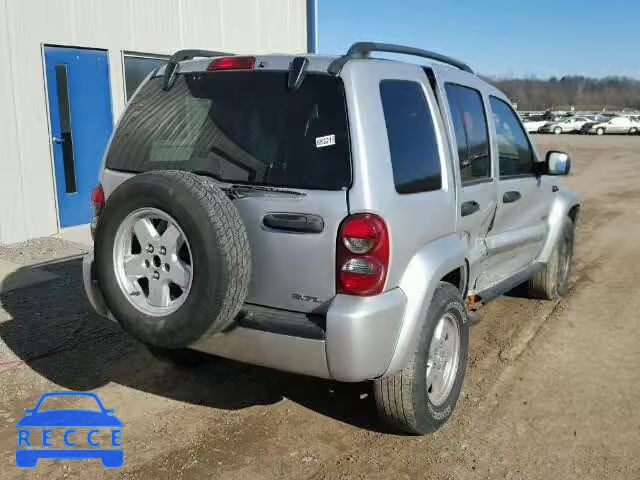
83, 43, 580, 435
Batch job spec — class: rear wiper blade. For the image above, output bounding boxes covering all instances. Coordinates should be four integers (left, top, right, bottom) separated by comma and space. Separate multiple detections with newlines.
226, 184, 307, 197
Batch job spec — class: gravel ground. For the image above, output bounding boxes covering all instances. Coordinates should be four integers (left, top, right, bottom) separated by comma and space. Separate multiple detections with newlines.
0, 237, 88, 266
0, 135, 639, 479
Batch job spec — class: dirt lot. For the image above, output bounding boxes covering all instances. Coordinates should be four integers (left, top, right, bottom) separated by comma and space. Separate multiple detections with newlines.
1, 135, 639, 479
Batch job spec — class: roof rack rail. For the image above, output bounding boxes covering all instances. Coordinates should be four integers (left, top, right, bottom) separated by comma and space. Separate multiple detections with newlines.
327, 42, 474, 75
163, 49, 234, 90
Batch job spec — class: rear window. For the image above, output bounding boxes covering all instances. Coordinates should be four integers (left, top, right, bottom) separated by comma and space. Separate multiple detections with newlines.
379, 80, 442, 194
106, 72, 351, 190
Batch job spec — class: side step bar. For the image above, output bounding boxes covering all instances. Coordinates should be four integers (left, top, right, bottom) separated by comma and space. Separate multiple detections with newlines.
474, 263, 544, 304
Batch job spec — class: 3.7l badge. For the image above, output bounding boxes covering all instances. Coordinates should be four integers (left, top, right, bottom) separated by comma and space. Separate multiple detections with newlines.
291, 293, 322, 304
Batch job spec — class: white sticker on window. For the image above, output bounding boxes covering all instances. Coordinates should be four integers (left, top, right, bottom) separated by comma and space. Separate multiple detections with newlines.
315, 134, 336, 148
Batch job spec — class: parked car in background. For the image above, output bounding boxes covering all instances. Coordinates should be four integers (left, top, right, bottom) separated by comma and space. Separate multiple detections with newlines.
540, 116, 592, 134
588, 116, 639, 135
522, 115, 548, 133
579, 115, 611, 134
542, 111, 570, 122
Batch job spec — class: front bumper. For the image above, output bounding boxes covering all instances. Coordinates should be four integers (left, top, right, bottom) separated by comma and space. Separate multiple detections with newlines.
83, 253, 408, 382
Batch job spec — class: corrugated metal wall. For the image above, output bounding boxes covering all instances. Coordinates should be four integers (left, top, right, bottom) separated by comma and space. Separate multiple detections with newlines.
0, 0, 307, 244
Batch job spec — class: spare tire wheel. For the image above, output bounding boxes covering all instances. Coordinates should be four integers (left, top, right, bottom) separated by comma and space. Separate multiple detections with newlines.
94, 170, 251, 348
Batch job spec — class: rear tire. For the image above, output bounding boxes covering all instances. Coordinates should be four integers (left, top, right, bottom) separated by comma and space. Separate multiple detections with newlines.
374, 282, 470, 435
95, 170, 251, 349
629, 127, 638, 135
528, 218, 574, 300
596, 127, 605, 136
554, 127, 562, 135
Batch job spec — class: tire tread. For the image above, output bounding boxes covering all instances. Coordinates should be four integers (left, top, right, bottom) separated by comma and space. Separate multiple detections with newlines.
374, 282, 468, 435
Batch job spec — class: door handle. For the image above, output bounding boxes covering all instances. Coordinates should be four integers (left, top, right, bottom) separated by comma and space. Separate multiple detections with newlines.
52, 136, 64, 144
263, 213, 324, 233
503, 191, 521, 203
461, 200, 480, 217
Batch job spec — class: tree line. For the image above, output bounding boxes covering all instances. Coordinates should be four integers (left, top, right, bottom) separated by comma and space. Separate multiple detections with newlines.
484, 75, 640, 111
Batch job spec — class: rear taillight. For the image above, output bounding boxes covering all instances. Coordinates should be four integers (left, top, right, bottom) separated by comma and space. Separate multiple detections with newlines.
91, 184, 105, 216
337, 214, 389, 296
207, 56, 256, 71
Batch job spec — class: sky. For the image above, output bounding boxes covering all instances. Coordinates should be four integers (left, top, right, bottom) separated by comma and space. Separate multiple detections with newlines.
317, 0, 640, 79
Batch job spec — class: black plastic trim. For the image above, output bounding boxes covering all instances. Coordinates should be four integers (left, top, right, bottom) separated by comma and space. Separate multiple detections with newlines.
263, 213, 324, 233
461, 200, 480, 217
236, 304, 326, 340
288, 56, 309, 91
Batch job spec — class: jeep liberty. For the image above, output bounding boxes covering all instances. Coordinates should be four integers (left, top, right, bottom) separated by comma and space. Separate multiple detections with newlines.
83, 43, 579, 434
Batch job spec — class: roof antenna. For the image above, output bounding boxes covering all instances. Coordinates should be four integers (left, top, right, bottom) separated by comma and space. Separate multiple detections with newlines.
288, 57, 309, 91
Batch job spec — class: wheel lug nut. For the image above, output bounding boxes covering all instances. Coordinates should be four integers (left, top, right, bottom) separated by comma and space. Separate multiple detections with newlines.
152, 271, 160, 280
159, 246, 166, 255
146, 244, 154, 253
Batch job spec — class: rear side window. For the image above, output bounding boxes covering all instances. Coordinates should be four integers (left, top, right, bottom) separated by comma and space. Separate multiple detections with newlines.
489, 97, 535, 177
444, 83, 491, 183
380, 80, 442, 194
106, 72, 351, 190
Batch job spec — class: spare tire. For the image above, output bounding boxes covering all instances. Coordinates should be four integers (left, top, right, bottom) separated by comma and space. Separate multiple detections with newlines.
94, 170, 251, 348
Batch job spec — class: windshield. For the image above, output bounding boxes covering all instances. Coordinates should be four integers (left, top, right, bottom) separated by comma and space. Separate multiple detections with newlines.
106, 72, 352, 190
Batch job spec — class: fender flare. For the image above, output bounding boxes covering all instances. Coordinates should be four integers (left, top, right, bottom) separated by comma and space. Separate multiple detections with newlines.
537, 189, 580, 264
382, 233, 467, 376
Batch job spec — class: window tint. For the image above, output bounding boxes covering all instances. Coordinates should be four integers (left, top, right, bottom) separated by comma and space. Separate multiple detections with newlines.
106, 72, 351, 190
489, 97, 535, 177
445, 84, 491, 183
380, 80, 441, 194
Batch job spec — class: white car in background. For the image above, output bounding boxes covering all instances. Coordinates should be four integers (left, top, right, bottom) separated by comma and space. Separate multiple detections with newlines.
522, 116, 548, 133
540, 116, 592, 134
589, 116, 639, 135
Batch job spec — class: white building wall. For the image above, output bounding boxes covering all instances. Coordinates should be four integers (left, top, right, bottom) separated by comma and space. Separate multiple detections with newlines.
0, 0, 307, 244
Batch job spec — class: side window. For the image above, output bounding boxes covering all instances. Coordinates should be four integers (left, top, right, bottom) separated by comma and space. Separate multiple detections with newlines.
489, 97, 535, 177
380, 80, 442, 194
444, 84, 491, 183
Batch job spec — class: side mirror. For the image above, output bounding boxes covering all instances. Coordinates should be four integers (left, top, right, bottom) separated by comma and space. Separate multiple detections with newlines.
546, 150, 571, 175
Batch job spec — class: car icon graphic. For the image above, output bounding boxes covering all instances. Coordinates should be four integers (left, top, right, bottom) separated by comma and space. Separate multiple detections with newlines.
15, 391, 123, 468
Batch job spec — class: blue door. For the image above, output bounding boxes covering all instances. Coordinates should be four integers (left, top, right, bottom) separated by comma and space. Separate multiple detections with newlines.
44, 47, 113, 227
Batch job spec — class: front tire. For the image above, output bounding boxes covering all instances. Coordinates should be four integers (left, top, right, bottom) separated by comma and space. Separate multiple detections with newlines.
596, 127, 605, 136
554, 127, 562, 135
629, 127, 638, 135
374, 282, 470, 435
528, 218, 574, 300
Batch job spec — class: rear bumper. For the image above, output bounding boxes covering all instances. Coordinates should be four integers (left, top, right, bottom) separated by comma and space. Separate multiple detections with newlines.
83, 253, 408, 382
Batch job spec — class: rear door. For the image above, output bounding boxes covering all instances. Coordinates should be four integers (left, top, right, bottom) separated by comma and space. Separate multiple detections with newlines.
103, 70, 351, 313
437, 78, 497, 289
475, 96, 550, 288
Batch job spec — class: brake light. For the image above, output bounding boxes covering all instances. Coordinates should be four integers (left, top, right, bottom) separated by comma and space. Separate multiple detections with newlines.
207, 56, 256, 71
91, 184, 105, 216
337, 214, 389, 296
